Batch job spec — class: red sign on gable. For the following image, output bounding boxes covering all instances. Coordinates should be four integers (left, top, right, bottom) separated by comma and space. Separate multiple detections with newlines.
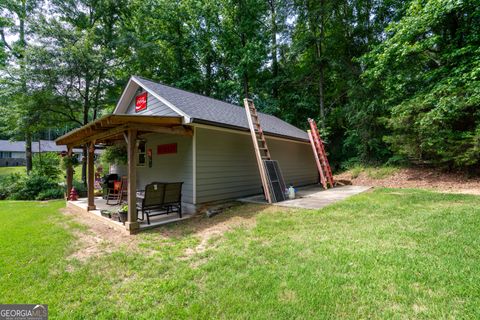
157, 143, 177, 155
135, 92, 147, 112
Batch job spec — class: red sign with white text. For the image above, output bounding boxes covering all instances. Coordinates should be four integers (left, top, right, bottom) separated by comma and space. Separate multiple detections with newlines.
135, 92, 147, 112
157, 143, 177, 155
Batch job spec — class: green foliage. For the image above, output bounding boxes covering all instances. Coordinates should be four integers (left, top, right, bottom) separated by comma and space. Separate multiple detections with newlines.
0, 173, 23, 200
101, 144, 127, 166
1, 0, 479, 172
0, 173, 63, 200
72, 179, 87, 197
61, 155, 79, 171
0, 153, 63, 200
35, 188, 64, 201
10, 174, 61, 200
362, 0, 480, 169
32, 152, 61, 181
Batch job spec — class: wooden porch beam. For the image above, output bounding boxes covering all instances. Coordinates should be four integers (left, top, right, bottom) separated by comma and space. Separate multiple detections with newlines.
125, 129, 139, 234
87, 141, 96, 211
66, 146, 73, 199
73, 125, 129, 146
128, 124, 193, 136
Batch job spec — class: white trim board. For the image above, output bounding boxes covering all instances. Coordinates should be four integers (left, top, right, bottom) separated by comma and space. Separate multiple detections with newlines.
113, 78, 137, 114
192, 127, 197, 204
131, 76, 191, 123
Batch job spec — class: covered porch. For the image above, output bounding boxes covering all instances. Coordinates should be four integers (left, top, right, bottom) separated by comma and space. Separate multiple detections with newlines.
67, 197, 194, 232
56, 114, 194, 234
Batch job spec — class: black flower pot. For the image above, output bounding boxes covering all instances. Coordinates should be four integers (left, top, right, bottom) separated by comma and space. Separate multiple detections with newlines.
118, 211, 127, 224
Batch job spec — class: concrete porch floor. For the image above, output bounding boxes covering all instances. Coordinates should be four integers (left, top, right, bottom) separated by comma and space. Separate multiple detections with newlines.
239, 185, 372, 209
68, 197, 194, 232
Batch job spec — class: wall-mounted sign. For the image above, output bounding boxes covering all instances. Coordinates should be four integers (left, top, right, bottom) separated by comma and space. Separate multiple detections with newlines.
135, 92, 147, 112
147, 148, 153, 167
157, 143, 177, 155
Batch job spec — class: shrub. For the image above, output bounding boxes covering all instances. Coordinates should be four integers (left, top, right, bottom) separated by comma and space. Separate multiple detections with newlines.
32, 152, 61, 181
36, 188, 64, 200
8, 174, 60, 200
72, 180, 87, 197
0, 173, 23, 200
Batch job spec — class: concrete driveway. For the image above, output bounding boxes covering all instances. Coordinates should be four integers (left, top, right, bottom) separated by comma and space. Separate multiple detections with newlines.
239, 185, 372, 210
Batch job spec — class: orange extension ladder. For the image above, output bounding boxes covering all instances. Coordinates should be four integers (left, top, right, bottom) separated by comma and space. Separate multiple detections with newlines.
307, 118, 335, 189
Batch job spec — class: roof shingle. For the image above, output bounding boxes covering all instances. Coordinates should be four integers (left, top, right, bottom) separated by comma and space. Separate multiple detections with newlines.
134, 76, 308, 141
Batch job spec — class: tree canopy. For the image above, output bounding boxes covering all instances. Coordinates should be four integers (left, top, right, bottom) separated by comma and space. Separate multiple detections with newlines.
0, 0, 478, 172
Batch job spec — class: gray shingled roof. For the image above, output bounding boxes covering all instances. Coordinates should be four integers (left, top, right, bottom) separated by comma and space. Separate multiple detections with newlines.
0, 140, 25, 152
0, 140, 98, 154
134, 76, 309, 141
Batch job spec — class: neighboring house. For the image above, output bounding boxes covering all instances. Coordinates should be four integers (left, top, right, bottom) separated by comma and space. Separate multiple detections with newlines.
0, 140, 97, 167
56, 76, 318, 233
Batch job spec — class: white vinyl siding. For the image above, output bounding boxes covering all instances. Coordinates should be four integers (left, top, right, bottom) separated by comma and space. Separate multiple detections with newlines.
125, 90, 179, 117
136, 133, 194, 204
195, 127, 317, 203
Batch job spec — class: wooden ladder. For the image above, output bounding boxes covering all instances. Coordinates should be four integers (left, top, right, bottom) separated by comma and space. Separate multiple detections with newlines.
308, 118, 335, 188
244, 98, 272, 203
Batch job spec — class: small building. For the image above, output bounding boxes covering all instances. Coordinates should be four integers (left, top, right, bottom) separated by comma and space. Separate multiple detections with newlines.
56, 76, 318, 233
0, 140, 89, 167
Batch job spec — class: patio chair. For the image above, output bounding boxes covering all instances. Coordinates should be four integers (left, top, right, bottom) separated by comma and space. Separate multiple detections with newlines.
106, 180, 123, 205
137, 182, 183, 224
119, 176, 128, 203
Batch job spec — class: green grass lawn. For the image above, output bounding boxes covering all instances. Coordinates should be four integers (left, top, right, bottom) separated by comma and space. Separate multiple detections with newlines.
0, 189, 479, 318
0, 166, 26, 176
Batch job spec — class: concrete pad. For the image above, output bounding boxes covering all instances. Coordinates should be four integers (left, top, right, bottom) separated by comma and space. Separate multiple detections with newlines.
239, 185, 372, 210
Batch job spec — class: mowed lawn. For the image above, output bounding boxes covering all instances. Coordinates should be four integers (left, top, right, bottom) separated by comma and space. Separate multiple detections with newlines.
0, 166, 26, 176
0, 189, 479, 319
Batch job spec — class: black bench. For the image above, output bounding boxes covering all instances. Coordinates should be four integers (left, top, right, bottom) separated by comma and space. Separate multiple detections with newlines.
136, 182, 183, 224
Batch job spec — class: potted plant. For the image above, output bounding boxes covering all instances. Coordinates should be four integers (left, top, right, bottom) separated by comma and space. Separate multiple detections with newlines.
100, 210, 112, 218
117, 204, 128, 224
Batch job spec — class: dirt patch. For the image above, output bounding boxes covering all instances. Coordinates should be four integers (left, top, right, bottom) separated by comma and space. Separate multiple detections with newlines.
60, 208, 139, 262
173, 204, 276, 264
184, 213, 257, 257
335, 167, 480, 195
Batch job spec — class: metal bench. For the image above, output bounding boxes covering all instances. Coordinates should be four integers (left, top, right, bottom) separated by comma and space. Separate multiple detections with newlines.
136, 182, 183, 224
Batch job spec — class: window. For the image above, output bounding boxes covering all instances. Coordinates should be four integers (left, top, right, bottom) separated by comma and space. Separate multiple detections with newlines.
0, 152, 12, 159
137, 141, 146, 167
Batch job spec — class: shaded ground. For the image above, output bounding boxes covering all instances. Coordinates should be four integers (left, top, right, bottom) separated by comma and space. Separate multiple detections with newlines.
61, 203, 271, 262
336, 166, 480, 195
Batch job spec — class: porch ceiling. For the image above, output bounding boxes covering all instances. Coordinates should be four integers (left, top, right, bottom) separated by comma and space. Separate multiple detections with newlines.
55, 115, 190, 147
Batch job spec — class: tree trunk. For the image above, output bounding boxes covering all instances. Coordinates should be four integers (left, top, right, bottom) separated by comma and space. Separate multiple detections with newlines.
19, 1, 33, 173
25, 132, 32, 173
81, 76, 91, 184
269, 0, 279, 99
240, 33, 250, 98
315, 0, 326, 130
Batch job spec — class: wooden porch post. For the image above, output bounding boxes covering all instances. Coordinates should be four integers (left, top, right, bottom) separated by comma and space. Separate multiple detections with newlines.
66, 146, 73, 199
87, 142, 96, 210
126, 129, 139, 233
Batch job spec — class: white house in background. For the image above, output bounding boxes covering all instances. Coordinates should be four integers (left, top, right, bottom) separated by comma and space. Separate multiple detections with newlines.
0, 140, 100, 167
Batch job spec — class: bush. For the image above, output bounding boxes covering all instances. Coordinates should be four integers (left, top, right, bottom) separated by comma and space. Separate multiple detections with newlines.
0, 173, 23, 200
32, 152, 61, 181
8, 174, 56, 200
36, 188, 64, 200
